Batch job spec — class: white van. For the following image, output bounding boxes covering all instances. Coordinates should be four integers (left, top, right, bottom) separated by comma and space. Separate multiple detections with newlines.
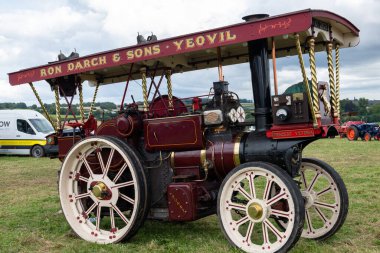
0, 109, 57, 157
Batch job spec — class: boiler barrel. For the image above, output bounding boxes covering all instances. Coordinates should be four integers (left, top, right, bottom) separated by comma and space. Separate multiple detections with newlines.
170, 132, 303, 179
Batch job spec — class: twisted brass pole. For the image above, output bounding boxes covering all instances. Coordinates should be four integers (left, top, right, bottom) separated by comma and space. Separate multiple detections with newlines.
89, 82, 100, 117
78, 83, 85, 122
165, 69, 174, 110
327, 42, 338, 118
28, 82, 54, 127
141, 68, 148, 112
308, 37, 321, 121
54, 85, 61, 130
295, 34, 318, 128
335, 44, 341, 118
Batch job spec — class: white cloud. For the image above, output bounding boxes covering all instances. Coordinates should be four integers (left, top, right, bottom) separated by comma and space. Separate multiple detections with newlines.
1, 0, 379, 106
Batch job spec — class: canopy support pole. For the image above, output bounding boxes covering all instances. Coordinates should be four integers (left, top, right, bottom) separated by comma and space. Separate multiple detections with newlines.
295, 34, 318, 128
141, 67, 148, 112
165, 69, 174, 111
335, 44, 341, 121
308, 37, 321, 126
327, 42, 338, 122
28, 82, 54, 128
89, 82, 100, 117
271, 38, 278, 95
29, 83, 54, 126
54, 85, 61, 131
78, 82, 85, 122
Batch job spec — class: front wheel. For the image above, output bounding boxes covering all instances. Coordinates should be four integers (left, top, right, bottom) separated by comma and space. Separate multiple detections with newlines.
217, 162, 304, 253
299, 158, 349, 240
59, 136, 148, 243
274, 158, 349, 240
31, 145, 44, 158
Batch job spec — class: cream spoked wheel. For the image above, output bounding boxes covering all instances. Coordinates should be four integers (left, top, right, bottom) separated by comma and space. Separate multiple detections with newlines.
59, 136, 148, 243
272, 158, 348, 240
217, 162, 304, 253
298, 158, 348, 239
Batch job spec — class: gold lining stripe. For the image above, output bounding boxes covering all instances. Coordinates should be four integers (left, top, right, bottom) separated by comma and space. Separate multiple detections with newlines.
170, 152, 175, 167
200, 149, 206, 167
233, 134, 243, 167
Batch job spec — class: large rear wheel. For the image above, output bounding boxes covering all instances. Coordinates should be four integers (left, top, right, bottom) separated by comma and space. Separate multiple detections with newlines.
217, 162, 304, 253
59, 136, 148, 243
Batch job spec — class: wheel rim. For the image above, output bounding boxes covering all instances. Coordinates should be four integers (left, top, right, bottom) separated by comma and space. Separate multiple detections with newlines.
59, 138, 140, 243
364, 134, 370, 141
297, 162, 341, 238
347, 129, 355, 140
33, 147, 42, 157
219, 166, 297, 253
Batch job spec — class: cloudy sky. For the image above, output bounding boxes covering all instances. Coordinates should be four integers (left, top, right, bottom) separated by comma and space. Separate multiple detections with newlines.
1, 0, 379, 106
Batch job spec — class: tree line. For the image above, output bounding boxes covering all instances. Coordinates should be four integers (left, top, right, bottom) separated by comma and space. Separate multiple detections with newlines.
1, 98, 379, 123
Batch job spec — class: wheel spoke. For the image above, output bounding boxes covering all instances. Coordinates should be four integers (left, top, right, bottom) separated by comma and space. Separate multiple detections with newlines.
307, 172, 321, 191
103, 148, 115, 179
111, 204, 129, 225
237, 186, 252, 201
78, 176, 89, 182
305, 209, 313, 233
97, 149, 106, 174
245, 221, 254, 243
235, 216, 249, 227
314, 206, 328, 223
109, 207, 116, 230
83, 202, 98, 218
248, 174, 256, 198
263, 179, 273, 200
264, 218, 283, 239
270, 209, 290, 219
262, 221, 269, 244
120, 193, 135, 205
266, 192, 286, 206
314, 201, 337, 211
113, 163, 128, 183
316, 186, 332, 197
81, 157, 93, 178
300, 170, 308, 189
75, 192, 91, 200
96, 206, 101, 231
112, 180, 134, 189
228, 203, 246, 212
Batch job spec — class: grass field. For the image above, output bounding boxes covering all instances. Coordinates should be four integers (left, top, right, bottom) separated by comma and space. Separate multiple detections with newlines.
0, 138, 379, 253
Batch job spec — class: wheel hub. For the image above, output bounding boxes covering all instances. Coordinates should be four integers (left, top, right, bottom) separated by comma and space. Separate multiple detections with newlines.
248, 202, 263, 220
91, 181, 112, 200
301, 190, 316, 209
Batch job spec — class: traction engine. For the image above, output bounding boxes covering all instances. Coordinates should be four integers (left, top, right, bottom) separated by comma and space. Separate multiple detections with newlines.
8, 9, 359, 253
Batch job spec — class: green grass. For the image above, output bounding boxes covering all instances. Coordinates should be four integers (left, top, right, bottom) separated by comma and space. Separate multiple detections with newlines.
0, 138, 379, 253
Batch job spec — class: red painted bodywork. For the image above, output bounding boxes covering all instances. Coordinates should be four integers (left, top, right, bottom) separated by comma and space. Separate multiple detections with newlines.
167, 182, 197, 221
144, 115, 204, 151
58, 136, 81, 160
266, 123, 322, 139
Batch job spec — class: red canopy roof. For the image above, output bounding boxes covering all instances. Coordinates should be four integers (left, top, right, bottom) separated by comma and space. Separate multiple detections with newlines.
8, 9, 359, 86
